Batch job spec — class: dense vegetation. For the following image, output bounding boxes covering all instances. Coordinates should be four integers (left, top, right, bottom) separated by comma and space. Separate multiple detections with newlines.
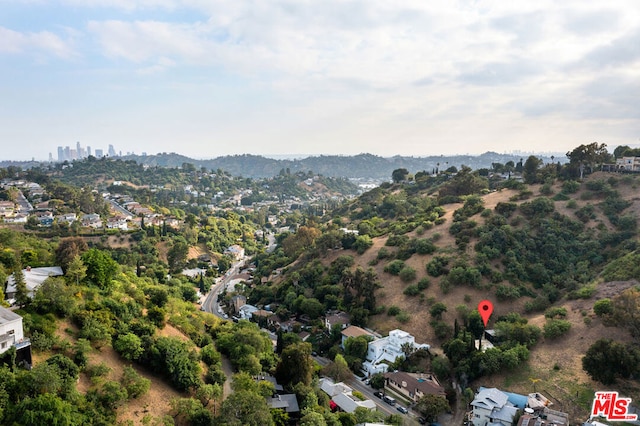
2, 142, 640, 423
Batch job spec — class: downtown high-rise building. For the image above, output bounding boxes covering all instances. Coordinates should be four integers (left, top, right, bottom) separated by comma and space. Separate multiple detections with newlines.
56, 142, 114, 162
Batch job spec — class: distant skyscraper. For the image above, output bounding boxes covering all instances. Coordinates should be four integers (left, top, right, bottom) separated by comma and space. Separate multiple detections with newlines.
87, 146, 92, 157
108, 144, 116, 157
95, 149, 103, 158
57, 146, 64, 162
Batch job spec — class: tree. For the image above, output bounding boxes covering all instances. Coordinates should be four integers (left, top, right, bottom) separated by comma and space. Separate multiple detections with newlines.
300, 411, 327, 426
566, 142, 611, 179
611, 288, 640, 342
114, 333, 144, 361
196, 383, 222, 408
582, 339, 640, 385
3, 393, 82, 426
220, 390, 275, 426
523, 156, 542, 184
275, 342, 314, 386
55, 237, 87, 272
368, 373, 386, 390
32, 277, 78, 317
344, 336, 369, 360
392, 168, 409, 183
429, 302, 447, 320
322, 353, 352, 383
12, 266, 29, 307
415, 394, 449, 422
121, 365, 151, 399
167, 237, 189, 273
81, 248, 118, 289
65, 254, 86, 286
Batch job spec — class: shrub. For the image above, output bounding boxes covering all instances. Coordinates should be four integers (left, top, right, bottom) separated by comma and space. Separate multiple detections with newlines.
544, 307, 567, 319
377, 247, 392, 260
593, 298, 613, 317
426, 256, 449, 277
429, 302, 447, 319
562, 180, 580, 194
568, 284, 596, 299
399, 266, 417, 283
384, 260, 405, 275
387, 306, 401, 316
415, 238, 437, 255
403, 285, 420, 297
417, 277, 430, 290
543, 319, 571, 339
431, 320, 452, 340
495, 284, 520, 301
396, 311, 411, 324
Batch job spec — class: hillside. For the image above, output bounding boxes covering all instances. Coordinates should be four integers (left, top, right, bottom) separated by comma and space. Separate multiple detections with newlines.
120, 152, 558, 179
255, 171, 640, 421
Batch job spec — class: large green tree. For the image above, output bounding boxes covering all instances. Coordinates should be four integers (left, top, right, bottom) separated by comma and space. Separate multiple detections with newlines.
566, 142, 611, 178
275, 342, 314, 386
415, 394, 449, 422
582, 339, 640, 385
81, 248, 118, 289
220, 390, 275, 426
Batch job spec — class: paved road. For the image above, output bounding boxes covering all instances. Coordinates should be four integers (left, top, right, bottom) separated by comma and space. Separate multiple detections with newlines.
201, 259, 246, 318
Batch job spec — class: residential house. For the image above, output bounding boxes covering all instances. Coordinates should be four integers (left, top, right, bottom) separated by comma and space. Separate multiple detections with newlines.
230, 295, 247, 315
238, 304, 259, 320
319, 378, 376, 413
34, 210, 54, 226
81, 213, 102, 228
363, 329, 430, 375
325, 311, 351, 332
106, 217, 128, 230
470, 388, 520, 426
0, 306, 25, 354
616, 156, 640, 172
5, 266, 64, 302
383, 371, 445, 403
341, 325, 376, 349
57, 212, 77, 224
5, 214, 27, 223
225, 244, 245, 260
0, 306, 31, 366
0, 201, 15, 218
268, 394, 300, 416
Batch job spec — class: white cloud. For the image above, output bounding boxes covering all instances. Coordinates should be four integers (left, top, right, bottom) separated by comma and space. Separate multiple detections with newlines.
0, 26, 76, 58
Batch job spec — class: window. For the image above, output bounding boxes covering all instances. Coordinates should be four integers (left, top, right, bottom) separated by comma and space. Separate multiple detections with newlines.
7, 330, 14, 335
1, 342, 6, 349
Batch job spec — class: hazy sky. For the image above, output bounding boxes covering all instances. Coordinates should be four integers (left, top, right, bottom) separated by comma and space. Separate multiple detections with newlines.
1, 1, 639, 161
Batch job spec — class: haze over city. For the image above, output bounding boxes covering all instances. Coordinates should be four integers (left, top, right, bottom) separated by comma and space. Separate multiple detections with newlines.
1, 1, 639, 161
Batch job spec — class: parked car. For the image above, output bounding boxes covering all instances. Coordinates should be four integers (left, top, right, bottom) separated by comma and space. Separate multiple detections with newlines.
418, 418, 428, 424
396, 405, 408, 414
373, 391, 383, 399
383, 395, 396, 406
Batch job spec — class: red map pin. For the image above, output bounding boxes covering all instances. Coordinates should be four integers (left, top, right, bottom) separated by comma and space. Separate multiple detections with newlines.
478, 300, 494, 327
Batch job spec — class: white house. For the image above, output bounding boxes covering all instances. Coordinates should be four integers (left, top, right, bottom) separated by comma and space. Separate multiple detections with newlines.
363, 329, 430, 375
5, 266, 64, 302
319, 378, 377, 413
0, 306, 25, 354
470, 388, 519, 426
225, 244, 245, 260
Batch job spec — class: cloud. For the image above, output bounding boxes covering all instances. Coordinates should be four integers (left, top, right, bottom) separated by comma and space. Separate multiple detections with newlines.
576, 27, 640, 69
0, 26, 76, 58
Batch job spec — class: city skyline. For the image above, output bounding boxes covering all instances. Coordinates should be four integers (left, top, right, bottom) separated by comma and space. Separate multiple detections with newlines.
1, 1, 639, 161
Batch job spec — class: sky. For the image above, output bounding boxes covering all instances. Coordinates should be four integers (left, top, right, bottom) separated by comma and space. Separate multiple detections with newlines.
1, 1, 639, 161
